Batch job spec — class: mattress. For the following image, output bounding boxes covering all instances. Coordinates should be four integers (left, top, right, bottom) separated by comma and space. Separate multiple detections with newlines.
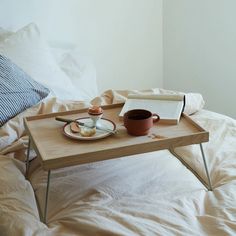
0, 90, 236, 236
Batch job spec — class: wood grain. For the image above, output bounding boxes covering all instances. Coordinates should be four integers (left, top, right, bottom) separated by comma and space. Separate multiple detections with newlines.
24, 103, 209, 170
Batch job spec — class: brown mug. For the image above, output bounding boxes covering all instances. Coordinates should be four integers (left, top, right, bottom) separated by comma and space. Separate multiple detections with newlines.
123, 109, 160, 136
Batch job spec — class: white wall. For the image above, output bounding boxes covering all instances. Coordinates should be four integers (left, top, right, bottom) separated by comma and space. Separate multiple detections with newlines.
0, 0, 163, 93
163, 0, 236, 118
2, 0, 234, 118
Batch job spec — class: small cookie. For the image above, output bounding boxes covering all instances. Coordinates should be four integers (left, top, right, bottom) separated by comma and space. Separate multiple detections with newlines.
70, 122, 81, 133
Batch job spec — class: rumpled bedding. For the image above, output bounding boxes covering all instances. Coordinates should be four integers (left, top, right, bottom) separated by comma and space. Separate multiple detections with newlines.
0, 89, 236, 236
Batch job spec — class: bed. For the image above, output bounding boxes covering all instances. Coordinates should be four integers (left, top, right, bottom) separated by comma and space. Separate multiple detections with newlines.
0, 24, 236, 236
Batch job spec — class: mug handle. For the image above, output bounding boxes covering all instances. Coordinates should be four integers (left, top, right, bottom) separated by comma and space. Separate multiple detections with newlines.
152, 113, 160, 123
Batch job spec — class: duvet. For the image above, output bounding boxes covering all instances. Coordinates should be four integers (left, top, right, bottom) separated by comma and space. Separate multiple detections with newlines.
0, 89, 236, 236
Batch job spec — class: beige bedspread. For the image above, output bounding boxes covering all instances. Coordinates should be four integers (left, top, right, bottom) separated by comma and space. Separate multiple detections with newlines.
0, 89, 235, 236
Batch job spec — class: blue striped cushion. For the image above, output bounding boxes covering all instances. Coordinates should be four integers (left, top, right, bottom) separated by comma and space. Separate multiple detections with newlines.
0, 55, 49, 126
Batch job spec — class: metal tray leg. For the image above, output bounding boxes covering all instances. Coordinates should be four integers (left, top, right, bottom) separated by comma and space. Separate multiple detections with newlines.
200, 143, 213, 191
43, 170, 51, 224
25, 138, 31, 178
169, 144, 213, 191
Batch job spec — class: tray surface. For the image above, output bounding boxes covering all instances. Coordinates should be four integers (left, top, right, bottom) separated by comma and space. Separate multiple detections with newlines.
24, 103, 209, 170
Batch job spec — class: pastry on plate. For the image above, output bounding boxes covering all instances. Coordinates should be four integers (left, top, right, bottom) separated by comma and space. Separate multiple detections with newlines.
70, 122, 81, 133
70, 122, 96, 137
80, 127, 96, 137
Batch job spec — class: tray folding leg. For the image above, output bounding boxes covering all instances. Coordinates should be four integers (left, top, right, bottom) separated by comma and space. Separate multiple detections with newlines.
25, 138, 31, 178
170, 143, 213, 191
25, 138, 52, 224
43, 170, 51, 224
199, 143, 213, 191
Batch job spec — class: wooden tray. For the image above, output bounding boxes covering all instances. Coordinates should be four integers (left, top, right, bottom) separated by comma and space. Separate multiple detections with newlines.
24, 103, 209, 171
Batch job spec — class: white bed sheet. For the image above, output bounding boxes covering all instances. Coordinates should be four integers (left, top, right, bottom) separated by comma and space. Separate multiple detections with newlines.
0, 90, 235, 236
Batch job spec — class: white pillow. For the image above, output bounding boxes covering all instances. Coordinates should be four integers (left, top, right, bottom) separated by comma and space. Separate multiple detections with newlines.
49, 43, 98, 101
58, 50, 98, 100
0, 27, 12, 40
0, 23, 84, 101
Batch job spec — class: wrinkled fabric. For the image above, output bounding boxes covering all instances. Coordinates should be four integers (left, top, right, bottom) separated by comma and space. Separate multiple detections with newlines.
0, 89, 235, 236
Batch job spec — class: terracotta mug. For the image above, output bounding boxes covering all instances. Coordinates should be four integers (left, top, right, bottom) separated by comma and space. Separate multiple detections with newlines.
123, 109, 160, 136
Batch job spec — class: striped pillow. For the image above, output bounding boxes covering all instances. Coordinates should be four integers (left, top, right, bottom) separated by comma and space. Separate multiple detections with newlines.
0, 55, 49, 126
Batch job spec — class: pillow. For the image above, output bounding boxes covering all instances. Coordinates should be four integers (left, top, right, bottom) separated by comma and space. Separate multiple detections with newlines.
49, 43, 98, 100
58, 50, 98, 100
0, 23, 84, 101
0, 27, 12, 40
0, 54, 49, 126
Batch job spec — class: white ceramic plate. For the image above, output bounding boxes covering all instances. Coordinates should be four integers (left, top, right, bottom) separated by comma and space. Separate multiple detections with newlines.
63, 117, 116, 141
